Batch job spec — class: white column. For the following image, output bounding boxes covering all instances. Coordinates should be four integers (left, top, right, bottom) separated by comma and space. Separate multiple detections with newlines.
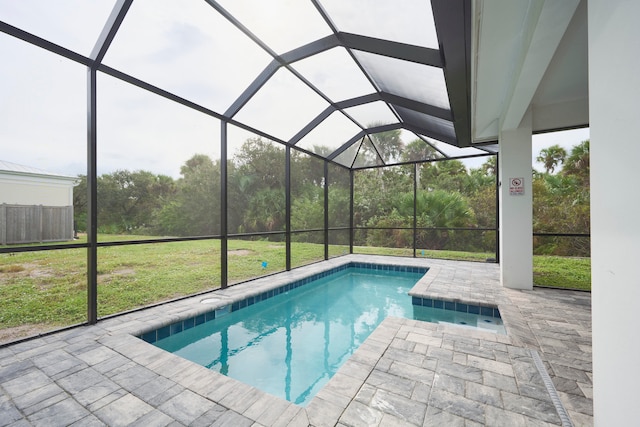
589, 0, 640, 424
498, 110, 533, 290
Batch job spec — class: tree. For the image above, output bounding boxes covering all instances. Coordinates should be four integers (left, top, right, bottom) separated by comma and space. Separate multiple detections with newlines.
401, 139, 440, 163
290, 149, 326, 235
327, 185, 350, 228
419, 159, 468, 193
414, 190, 476, 250
412, 190, 474, 229
562, 140, 589, 184
364, 209, 413, 248
532, 140, 590, 256
536, 144, 567, 174
155, 154, 219, 236
229, 138, 286, 234
234, 137, 285, 188
480, 156, 497, 177
291, 186, 324, 234
291, 149, 324, 199
97, 169, 175, 233
467, 165, 495, 193
353, 164, 414, 229
72, 175, 87, 232
365, 189, 476, 249
362, 123, 403, 164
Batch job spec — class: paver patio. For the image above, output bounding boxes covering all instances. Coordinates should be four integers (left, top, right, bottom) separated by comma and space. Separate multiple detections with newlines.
0, 255, 592, 426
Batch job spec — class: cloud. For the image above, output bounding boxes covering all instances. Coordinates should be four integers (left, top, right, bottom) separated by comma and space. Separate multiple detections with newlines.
216, 0, 331, 54
0, 0, 115, 55
102, 0, 273, 114
96, 73, 221, 178
0, 0, 269, 178
0, 34, 86, 176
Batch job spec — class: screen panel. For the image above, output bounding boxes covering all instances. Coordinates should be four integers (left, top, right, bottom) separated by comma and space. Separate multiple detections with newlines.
234, 68, 331, 142
0, 0, 116, 55
0, 35, 86, 247
354, 51, 450, 110
103, 0, 272, 114
291, 231, 325, 268
0, 247, 87, 344
292, 47, 376, 103
320, 0, 439, 49
217, 0, 332, 55
227, 125, 286, 235
291, 151, 325, 232
228, 235, 286, 285
97, 240, 221, 318
97, 73, 221, 240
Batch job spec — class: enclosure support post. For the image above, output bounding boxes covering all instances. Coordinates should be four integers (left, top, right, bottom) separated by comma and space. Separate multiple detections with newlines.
86, 67, 98, 325
220, 122, 228, 289
498, 111, 533, 290
413, 163, 418, 257
324, 161, 329, 260
349, 169, 354, 254
85, 0, 133, 324
285, 146, 291, 271
495, 153, 500, 263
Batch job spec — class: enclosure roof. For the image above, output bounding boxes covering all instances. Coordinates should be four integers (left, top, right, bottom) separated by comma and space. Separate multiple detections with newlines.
0, 0, 491, 168
0, 1, 587, 169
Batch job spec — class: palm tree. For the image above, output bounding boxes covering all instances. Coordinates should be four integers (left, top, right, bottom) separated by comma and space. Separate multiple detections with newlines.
563, 140, 589, 175
365, 122, 403, 164
413, 190, 475, 249
402, 138, 440, 163
562, 140, 589, 186
536, 144, 567, 174
481, 156, 497, 176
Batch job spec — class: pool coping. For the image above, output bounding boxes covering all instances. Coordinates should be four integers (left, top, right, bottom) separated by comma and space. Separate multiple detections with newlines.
101, 255, 565, 426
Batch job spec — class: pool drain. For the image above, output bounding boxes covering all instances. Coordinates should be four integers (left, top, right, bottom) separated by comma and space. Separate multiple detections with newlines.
529, 349, 574, 427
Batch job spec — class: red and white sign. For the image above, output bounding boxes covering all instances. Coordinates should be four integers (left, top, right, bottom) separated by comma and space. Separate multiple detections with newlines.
509, 177, 524, 196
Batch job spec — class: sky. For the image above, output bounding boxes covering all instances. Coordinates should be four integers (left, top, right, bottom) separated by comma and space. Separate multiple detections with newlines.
532, 128, 590, 173
0, 1, 588, 179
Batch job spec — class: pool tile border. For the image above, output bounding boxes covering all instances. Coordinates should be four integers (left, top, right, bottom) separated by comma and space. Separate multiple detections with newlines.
411, 295, 501, 318
139, 262, 426, 344
138, 261, 501, 345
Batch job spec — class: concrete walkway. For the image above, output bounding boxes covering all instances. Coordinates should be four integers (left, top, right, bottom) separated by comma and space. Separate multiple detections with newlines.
0, 255, 592, 426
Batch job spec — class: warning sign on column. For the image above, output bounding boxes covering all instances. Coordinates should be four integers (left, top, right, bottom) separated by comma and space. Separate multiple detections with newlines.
509, 177, 524, 196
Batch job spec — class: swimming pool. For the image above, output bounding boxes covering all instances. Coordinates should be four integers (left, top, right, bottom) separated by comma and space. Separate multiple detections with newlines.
142, 263, 504, 406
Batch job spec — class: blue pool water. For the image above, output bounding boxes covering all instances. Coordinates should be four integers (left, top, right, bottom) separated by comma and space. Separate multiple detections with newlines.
150, 266, 504, 406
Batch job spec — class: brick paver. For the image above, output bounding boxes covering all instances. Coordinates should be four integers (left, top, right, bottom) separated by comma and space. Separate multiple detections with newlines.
0, 255, 591, 426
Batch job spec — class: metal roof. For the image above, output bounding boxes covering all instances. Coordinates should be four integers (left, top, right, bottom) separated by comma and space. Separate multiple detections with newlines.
0, 160, 76, 180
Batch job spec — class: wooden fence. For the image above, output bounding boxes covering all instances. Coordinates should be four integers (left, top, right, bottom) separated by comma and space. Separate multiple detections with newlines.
0, 204, 74, 245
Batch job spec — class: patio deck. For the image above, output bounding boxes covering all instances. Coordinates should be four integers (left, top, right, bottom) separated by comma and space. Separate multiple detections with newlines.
0, 255, 592, 426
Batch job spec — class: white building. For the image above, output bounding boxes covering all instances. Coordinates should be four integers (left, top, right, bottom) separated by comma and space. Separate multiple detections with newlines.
0, 160, 78, 244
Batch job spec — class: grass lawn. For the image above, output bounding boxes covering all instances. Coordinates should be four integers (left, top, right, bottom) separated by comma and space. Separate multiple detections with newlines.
0, 235, 591, 343
533, 255, 591, 291
354, 246, 592, 290
354, 246, 494, 262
